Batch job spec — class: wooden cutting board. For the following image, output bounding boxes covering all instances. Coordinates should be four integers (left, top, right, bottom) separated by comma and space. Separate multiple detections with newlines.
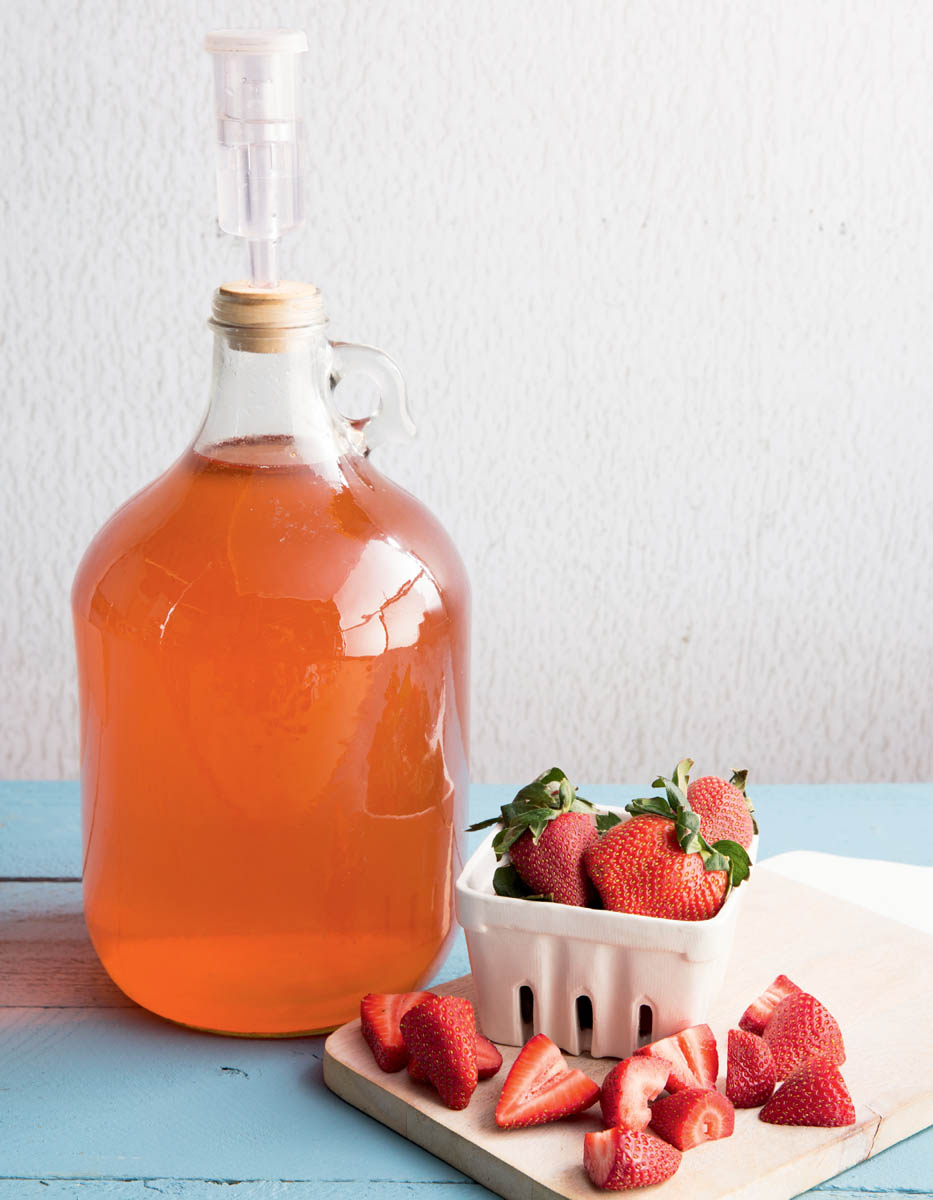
323, 865, 933, 1200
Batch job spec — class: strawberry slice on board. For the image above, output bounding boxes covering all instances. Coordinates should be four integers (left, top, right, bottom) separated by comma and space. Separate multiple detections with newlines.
409, 1030, 502, 1083
759, 1056, 856, 1127
738, 974, 802, 1035
725, 1028, 776, 1108
763, 992, 845, 1079
584, 1127, 682, 1190
476, 1033, 503, 1080
399, 995, 478, 1110
495, 1033, 600, 1129
635, 1024, 719, 1093
649, 1087, 736, 1151
360, 991, 435, 1072
600, 1056, 670, 1130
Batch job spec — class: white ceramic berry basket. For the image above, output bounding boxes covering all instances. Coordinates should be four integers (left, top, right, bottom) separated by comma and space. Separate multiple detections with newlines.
455, 805, 758, 1061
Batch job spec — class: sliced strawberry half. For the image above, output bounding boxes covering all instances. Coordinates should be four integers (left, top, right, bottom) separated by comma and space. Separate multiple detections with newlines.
738, 974, 802, 1035
635, 1024, 719, 1093
600, 1056, 670, 1130
360, 991, 435, 1072
584, 1127, 682, 1190
726, 1028, 776, 1108
399, 995, 477, 1110
649, 1087, 735, 1151
495, 1033, 600, 1128
763, 992, 845, 1079
759, 1055, 856, 1127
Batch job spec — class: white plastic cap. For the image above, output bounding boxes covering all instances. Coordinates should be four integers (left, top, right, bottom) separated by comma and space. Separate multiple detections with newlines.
205, 29, 309, 288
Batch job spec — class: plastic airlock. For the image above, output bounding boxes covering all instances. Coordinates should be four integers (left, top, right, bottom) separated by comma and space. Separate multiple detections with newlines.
205, 29, 309, 288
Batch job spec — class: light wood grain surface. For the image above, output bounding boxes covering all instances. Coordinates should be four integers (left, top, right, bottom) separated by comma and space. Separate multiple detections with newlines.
324, 865, 933, 1200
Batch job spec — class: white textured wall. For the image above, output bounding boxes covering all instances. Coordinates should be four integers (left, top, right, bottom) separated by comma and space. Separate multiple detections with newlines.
4, 0, 932, 783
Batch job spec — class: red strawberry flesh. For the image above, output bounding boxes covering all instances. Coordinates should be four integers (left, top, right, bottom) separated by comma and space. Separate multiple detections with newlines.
584, 1127, 682, 1190
763, 992, 845, 1079
759, 1055, 856, 1127
635, 1024, 719, 1093
399, 995, 477, 1110
409, 1030, 501, 1083
650, 1087, 736, 1151
726, 1028, 776, 1108
739, 974, 802, 1035
476, 1033, 503, 1080
360, 991, 435, 1072
600, 1056, 670, 1130
495, 1033, 600, 1128
509, 811, 599, 906
584, 816, 728, 922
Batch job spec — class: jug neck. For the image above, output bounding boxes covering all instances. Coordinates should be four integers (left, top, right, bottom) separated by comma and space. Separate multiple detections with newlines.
193, 282, 350, 470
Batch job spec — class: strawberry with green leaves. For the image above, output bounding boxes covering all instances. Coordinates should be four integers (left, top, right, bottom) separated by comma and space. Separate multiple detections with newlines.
685, 764, 757, 849
585, 762, 751, 921
468, 768, 610, 905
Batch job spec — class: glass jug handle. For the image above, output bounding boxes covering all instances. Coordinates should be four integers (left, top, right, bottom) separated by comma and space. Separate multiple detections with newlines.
329, 341, 416, 455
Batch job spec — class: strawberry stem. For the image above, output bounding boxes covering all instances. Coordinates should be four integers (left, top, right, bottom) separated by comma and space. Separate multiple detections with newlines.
730, 768, 759, 834
466, 767, 597, 858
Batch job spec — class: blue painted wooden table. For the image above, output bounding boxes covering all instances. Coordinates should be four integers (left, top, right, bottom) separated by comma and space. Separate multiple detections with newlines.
1, 781, 931, 1198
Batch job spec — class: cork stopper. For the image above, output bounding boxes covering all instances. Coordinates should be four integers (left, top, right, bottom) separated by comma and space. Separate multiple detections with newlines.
210, 280, 327, 352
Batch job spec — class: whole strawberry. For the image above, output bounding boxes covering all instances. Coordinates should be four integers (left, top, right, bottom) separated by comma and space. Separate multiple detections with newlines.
509, 811, 598, 905
585, 816, 730, 921
468, 767, 607, 904
687, 769, 756, 850
589, 762, 752, 920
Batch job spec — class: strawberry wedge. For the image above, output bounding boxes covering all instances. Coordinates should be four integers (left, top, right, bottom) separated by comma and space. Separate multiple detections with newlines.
635, 1024, 719, 1093
360, 991, 435, 1072
650, 1087, 735, 1151
495, 1033, 600, 1128
600, 1057, 670, 1130
584, 1128, 681, 1189
726, 1028, 776, 1108
738, 974, 802, 1035
759, 1055, 856, 1127
399, 995, 478, 1110
409, 1031, 502, 1082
